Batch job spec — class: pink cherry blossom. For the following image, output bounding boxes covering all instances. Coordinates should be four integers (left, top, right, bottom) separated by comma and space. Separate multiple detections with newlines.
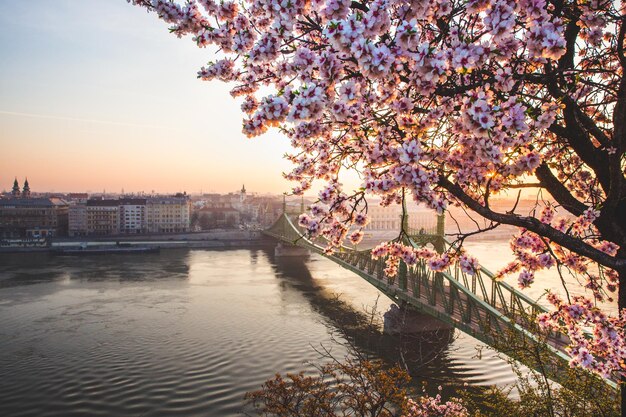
132, 0, 626, 386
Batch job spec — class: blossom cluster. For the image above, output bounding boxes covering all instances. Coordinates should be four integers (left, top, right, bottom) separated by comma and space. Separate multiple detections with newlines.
499, 205, 619, 302
403, 390, 468, 417
129, 0, 590, 221
132, 0, 623, 386
497, 203, 623, 378
371, 241, 480, 277
537, 293, 626, 379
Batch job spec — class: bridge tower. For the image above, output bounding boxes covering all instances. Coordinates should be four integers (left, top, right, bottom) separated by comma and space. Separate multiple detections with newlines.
388, 198, 452, 333
275, 194, 310, 257
434, 213, 445, 253
398, 195, 410, 292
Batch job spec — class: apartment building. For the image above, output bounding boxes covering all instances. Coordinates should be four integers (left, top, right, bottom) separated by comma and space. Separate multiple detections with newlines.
146, 196, 190, 234
67, 195, 191, 236
86, 199, 120, 236
364, 204, 438, 232
0, 197, 68, 238
68, 203, 88, 237
365, 205, 402, 230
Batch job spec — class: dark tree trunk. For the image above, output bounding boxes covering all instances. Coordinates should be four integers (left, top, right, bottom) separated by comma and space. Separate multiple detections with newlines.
618, 254, 626, 417
618, 286, 626, 417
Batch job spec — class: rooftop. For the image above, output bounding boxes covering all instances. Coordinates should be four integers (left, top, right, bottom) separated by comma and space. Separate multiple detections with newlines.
0, 197, 68, 207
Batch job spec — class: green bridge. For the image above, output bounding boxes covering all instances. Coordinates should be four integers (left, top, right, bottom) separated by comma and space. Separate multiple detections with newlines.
263, 208, 614, 388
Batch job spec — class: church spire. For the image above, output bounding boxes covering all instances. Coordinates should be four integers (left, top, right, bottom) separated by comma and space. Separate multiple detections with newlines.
239, 184, 246, 205
22, 178, 31, 198
11, 178, 20, 198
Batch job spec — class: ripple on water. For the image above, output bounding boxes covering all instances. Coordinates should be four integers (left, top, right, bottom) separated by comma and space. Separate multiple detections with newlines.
0, 248, 524, 416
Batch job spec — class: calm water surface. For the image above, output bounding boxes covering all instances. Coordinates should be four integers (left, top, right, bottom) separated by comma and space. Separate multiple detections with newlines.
0, 244, 519, 417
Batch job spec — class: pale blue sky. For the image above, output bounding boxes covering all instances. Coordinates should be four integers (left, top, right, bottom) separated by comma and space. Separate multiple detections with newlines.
0, 0, 293, 194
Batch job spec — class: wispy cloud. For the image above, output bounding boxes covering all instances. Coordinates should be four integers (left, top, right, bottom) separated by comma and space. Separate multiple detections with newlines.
0, 110, 164, 129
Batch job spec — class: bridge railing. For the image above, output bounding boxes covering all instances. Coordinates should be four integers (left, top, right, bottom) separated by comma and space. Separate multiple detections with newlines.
334, 249, 558, 349
263, 212, 620, 388
267, 213, 567, 344
407, 236, 566, 344
333, 248, 578, 387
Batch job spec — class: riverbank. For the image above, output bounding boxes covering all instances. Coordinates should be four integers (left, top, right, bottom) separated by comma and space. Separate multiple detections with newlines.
0, 230, 270, 253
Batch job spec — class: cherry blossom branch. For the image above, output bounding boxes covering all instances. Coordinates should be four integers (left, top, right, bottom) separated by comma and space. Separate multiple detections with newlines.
438, 177, 625, 272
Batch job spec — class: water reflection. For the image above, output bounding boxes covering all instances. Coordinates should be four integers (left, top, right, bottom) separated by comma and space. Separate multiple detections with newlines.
0, 246, 515, 416
0, 252, 68, 288
0, 250, 191, 288
260, 247, 473, 394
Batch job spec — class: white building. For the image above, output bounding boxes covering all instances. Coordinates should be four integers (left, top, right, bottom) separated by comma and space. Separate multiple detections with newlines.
119, 198, 146, 234
365, 205, 402, 230
364, 204, 437, 232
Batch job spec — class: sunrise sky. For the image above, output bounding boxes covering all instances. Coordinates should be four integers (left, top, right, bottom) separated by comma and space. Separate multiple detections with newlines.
0, 0, 294, 194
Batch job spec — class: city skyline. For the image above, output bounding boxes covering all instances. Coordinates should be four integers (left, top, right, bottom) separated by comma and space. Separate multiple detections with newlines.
0, 1, 294, 194
1, 176, 269, 196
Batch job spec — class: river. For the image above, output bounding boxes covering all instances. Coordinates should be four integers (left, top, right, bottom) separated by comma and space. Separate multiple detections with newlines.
0, 241, 604, 416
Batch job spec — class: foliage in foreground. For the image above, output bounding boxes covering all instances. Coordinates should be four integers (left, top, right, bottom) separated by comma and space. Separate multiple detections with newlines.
244, 356, 467, 417
245, 349, 619, 417
467, 316, 622, 417
462, 367, 620, 417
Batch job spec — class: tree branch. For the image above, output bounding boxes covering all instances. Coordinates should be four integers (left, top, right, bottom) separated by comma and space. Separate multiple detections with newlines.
535, 162, 586, 216
438, 177, 625, 271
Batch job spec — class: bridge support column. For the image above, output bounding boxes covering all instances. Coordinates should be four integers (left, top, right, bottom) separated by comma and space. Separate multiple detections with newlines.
431, 272, 444, 305
274, 242, 309, 257
383, 304, 452, 334
398, 260, 407, 291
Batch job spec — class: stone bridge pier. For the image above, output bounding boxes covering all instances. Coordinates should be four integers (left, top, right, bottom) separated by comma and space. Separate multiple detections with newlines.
383, 303, 453, 334
274, 242, 310, 257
